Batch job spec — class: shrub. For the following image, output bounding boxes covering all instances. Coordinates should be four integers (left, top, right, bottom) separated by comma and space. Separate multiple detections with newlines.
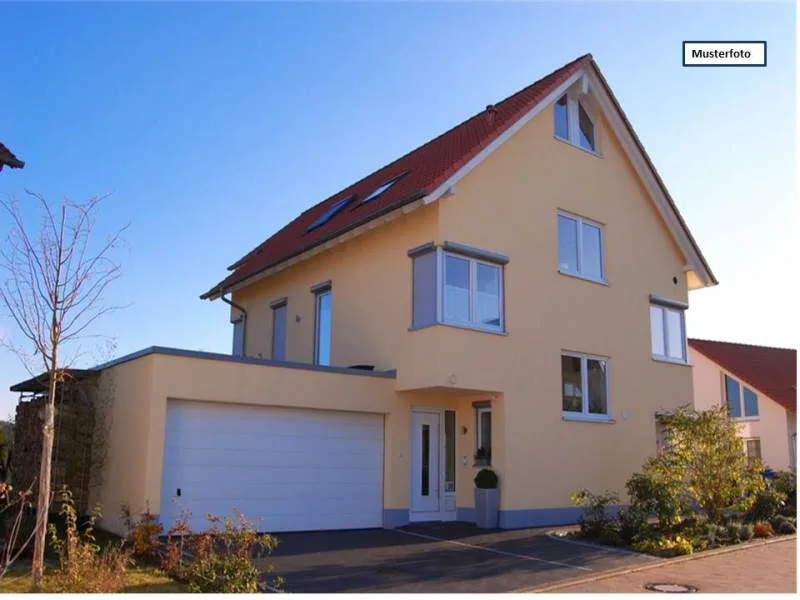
770, 515, 796, 535
738, 523, 754, 541
632, 533, 693, 557
626, 471, 683, 529
772, 471, 796, 516
161, 509, 281, 593
725, 521, 745, 544
746, 488, 786, 523
122, 503, 163, 561
474, 469, 498, 489
752, 522, 775, 538
44, 487, 132, 593
703, 523, 725, 548
650, 406, 765, 523
616, 506, 648, 545
571, 489, 619, 539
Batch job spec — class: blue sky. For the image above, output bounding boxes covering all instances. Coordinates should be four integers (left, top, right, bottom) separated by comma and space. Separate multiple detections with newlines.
0, 2, 795, 417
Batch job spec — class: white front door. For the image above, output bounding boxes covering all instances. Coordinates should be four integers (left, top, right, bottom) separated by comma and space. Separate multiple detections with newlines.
411, 410, 440, 517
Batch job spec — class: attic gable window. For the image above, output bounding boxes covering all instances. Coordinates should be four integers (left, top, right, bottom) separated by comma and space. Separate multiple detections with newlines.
307, 193, 356, 232
554, 91, 597, 154
361, 172, 407, 204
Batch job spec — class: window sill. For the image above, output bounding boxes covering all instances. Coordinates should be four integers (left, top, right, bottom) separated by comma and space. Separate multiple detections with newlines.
409, 322, 508, 336
558, 270, 608, 286
733, 416, 760, 423
553, 135, 603, 158
652, 356, 691, 367
562, 413, 615, 424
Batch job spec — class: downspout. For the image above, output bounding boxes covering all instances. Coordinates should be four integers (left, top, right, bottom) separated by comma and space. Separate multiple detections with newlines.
219, 287, 247, 356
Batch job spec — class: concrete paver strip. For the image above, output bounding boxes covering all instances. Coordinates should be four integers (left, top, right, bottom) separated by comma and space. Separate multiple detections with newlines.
527, 536, 796, 594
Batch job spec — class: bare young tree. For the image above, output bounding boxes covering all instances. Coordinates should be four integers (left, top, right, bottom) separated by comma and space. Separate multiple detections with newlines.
0, 191, 126, 589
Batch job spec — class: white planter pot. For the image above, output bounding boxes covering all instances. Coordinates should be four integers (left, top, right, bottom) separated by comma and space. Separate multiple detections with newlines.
474, 488, 500, 529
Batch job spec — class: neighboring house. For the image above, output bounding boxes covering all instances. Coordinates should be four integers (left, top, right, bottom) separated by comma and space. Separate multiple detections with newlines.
11, 54, 718, 536
689, 339, 797, 471
0, 142, 24, 171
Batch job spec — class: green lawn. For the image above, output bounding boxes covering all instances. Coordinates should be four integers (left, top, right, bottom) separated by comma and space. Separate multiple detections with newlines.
0, 565, 188, 593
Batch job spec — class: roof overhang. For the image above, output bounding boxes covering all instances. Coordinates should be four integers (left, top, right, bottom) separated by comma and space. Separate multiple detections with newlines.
10, 369, 99, 393
202, 191, 427, 300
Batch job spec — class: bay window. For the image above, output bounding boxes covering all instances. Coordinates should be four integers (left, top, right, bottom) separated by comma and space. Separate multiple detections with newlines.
410, 241, 506, 333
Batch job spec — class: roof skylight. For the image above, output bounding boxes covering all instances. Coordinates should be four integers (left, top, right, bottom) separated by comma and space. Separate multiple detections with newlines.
307, 193, 356, 232
360, 172, 407, 204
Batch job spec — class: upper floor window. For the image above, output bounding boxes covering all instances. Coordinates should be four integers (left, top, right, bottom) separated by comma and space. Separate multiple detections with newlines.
562, 352, 610, 420
558, 212, 604, 282
443, 253, 502, 330
271, 299, 287, 361
554, 92, 596, 153
313, 283, 332, 366
650, 300, 687, 363
410, 242, 507, 334
231, 316, 245, 357
725, 374, 759, 419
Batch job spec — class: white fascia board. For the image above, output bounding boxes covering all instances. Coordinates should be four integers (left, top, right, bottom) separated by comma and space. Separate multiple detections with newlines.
423, 70, 586, 205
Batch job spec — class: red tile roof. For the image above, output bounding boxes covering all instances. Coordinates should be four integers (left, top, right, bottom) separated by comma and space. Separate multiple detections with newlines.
201, 54, 593, 299
0, 143, 24, 171
202, 52, 716, 299
689, 339, 797, 411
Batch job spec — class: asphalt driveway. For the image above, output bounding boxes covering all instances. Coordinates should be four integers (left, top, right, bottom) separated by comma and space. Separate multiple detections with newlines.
259, 522, 656, 593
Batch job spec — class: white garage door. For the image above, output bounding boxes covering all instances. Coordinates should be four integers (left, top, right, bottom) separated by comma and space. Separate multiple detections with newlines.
160, 400, 384, 533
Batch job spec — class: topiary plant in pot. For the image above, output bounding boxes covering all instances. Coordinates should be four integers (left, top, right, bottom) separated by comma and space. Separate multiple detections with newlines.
474, 468, 500, 529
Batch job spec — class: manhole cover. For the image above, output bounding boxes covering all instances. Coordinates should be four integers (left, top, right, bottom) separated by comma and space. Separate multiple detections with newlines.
645, 583, 698, 593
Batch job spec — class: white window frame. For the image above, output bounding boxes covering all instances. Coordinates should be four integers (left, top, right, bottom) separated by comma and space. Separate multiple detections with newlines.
440, 250, 504, 333
554, 90, 598, 155
650, 303, 687, 364
561, 351, 612, 421
557, 211, 606, 283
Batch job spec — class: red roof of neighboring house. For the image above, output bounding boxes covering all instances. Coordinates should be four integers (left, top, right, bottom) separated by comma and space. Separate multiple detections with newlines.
201, 54, 593, 299
0, 143, 24, 171
688, 339, 797, 412
201, 53, 715, 299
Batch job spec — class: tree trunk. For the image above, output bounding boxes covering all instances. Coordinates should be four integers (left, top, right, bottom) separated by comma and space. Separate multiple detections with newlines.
31, 368, 56, 590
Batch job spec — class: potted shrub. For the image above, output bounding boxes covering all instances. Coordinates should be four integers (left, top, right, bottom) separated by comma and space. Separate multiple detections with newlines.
474, 468, 499, 529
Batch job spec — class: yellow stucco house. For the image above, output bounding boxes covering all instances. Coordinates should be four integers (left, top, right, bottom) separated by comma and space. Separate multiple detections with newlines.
689, 339, 796, 471
18, 54, 721, 536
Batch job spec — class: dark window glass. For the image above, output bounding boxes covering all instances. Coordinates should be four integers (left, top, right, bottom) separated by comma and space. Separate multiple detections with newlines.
725, 375, 741, 418
554, 95, 569, 140
307, 194, 356, 231
271, 304, 287, 361
421, 424, 430, 497
578, 102, 595, 151
743, 387, 759, 417
562, 355, 583, 412
445, 411, 456, 492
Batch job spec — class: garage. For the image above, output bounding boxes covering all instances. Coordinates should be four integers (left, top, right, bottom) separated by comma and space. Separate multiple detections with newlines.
160, 399, 385, 533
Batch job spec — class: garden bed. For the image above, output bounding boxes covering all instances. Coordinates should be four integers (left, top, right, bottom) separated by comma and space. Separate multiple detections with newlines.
569, 407, 797, 560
